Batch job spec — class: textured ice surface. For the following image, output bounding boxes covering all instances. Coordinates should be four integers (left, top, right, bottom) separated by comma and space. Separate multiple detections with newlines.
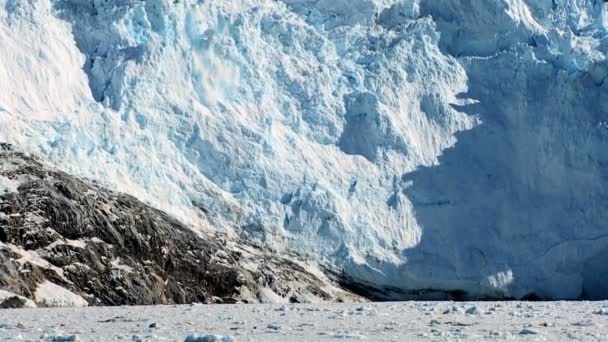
1, 302, 608, 341
0, 0, 607, 299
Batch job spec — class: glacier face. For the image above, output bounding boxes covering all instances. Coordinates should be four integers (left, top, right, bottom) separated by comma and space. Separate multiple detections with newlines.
0, 0, 607, 299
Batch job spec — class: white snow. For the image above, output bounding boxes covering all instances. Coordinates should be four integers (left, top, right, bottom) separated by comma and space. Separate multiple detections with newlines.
0, 0, 606, 299
65, 239, 87, 249
0, 302, 607, 341
0, 0, 90, 118
257, 288, 287, 305
0, 175, 19, 194
110, 258, 133, 273
33, 281, 88, 308
45, 239, 87, 251
4, 243, 68, 282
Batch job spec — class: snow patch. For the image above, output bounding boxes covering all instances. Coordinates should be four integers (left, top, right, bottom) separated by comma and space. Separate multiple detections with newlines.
0, 175, 20, 194
46, 239, 87, 250
34, 281, 88, 307
110, 258, 133, 273
5, 243, 68, 282
258, 287, 287, 304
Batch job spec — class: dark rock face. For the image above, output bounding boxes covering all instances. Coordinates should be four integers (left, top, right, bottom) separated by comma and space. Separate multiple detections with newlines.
0, 144, 360, 306
0, 296, 30, 309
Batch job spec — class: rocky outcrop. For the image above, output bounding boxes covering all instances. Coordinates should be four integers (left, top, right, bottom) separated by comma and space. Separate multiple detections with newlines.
0, 144, 360, 306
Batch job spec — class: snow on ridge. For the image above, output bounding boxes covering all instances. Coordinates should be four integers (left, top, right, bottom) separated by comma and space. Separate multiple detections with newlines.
0, 0, 607, 299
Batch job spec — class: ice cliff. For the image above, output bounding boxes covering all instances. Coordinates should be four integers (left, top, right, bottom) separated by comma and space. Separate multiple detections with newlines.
0, 0, 607, 299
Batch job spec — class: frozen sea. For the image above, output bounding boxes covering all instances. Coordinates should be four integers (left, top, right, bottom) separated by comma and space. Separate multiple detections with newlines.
1, 301, 608, 341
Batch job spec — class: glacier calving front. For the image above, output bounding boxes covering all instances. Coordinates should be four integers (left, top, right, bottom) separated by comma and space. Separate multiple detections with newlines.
0, 0, 607, 299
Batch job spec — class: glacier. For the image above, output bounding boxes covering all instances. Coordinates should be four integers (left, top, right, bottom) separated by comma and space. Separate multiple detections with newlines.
0, 0, 607, 300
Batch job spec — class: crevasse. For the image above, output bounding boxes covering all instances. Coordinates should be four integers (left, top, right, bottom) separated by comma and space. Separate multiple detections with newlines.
0, 0, 607, 299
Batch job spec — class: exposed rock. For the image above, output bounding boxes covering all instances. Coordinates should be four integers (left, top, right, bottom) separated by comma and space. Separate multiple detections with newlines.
0, 144, 361, 306
0, 296, 29, 309
465, 306, 480, 315
184, 335, 236, 342
0, 290, 36, 308
519, 328, 539, 335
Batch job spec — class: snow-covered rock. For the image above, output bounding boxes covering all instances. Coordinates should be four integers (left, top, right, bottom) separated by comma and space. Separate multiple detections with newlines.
0, 290, 36, 308
0, 0, 606, 299
0, 144, 360, 306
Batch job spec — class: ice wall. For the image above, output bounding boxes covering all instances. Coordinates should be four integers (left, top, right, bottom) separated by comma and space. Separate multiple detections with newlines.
0, 0, 607, 299
409, 0, 608, 299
